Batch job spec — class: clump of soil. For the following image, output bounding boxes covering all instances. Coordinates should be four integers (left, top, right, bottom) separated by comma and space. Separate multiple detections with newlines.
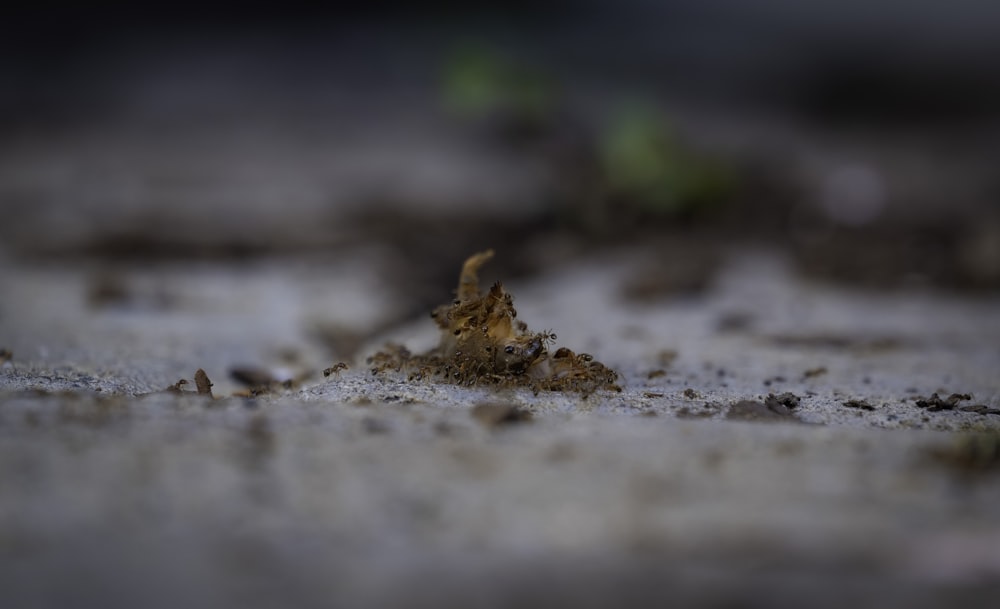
915, 392, 972, 412
368, 250, 620, 395
766, 392, 801, 410
913, 392, 998, 416
843, 399, 876, 411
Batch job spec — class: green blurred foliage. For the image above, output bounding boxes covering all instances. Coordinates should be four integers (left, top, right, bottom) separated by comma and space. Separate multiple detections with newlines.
442, 48, 736, 229
601, 105, 733, 218
442, 46, 555, 124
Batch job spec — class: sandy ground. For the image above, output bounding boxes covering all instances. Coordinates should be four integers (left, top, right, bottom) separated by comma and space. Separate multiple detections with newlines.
2, 246, 1000, 608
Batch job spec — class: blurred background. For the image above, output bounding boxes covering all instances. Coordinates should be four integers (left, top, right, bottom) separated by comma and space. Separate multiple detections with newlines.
3, 0, 1000, 298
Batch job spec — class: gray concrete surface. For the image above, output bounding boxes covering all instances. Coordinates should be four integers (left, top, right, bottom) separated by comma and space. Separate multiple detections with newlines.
4, 6, 1000, 606
2, 247, 999, 608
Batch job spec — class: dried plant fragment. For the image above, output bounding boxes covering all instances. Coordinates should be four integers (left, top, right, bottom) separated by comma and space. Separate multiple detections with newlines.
369, 249, 619, 394
195, 368, 214, 397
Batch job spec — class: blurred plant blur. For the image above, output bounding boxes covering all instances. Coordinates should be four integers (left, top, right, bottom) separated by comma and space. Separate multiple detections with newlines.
443, 44, 555, 127
599, 104, 733, 219
2, 1, 999, 290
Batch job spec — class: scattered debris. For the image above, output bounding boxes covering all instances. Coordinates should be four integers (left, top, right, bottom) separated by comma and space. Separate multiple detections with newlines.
647, 369, 667, 379
764, 333, 905, 352
194, 369, 214, 397
802, 366, 828, 379
470, 402, 533, 427
766, 392, 801, 410
959, 405, 1000, 416
643, 392, 664, 398
368, 250, 620, 395
915, 392, 973, 412
726, 399, 798, 422
843, 399, 876, 411
683, 388, 701, 399
0, 348, 12, 365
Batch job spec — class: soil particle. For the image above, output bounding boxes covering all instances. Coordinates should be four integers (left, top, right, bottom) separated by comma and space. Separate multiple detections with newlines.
915, 392, 973, 412
843, 399, 877, 411
958, 405, 1000, 416
764, 333, 906, 352
725, 399, 798, 422
765, 392, 801, 410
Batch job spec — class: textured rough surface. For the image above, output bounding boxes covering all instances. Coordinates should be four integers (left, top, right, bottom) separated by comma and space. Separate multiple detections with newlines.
2, 247, 1000, 608
5, 6, 1000, 605
368, 250, 620, 394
